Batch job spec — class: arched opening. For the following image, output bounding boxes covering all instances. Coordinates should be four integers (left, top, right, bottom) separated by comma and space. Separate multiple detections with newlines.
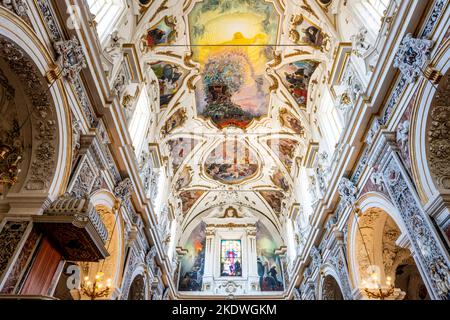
351, 206, 429, 300
0, 27, 71, 296
128, 274, 146, 300
78, 191, 124, 299
321, 275, 344, 300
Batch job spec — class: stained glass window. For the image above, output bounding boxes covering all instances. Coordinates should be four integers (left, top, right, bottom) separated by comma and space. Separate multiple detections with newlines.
220, 240, 242, 276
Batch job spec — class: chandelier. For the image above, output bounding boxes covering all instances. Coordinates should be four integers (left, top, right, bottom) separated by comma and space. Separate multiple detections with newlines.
361, 266, 395, 300
81, 271, 112, 300
354, 207, 396, 300
79, 202, 121, 300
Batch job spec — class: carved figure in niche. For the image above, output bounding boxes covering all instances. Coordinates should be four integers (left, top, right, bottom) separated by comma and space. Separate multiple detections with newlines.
223, 206, 239, 218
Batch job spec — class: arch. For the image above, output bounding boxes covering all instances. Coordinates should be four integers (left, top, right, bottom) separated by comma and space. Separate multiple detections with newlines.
318, 267, 345, 300
410, 45, 450, 203
348, 192, 407, 289
80, 190, 125, 299
347, 192, 429, 299
0, 8, 72, 211
127, 274, 146, 300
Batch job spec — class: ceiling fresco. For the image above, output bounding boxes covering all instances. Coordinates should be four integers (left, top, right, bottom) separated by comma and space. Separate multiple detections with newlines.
167, 138, 200, 173
179, 190, 205, 215
204, 139, 259, 184
278, 108, 305, 135
148, 61, 188, 108
140, 16, 178, 51
278, 60, 319, 108
270, 169, 290, 192
266, 138, 299, 173
259, 190, 285, 215
138, 0, 335, 225
188, 0, 280, 128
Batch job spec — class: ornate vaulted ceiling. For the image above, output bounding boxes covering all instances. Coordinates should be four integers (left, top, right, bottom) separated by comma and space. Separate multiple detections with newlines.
135, 0, 338, 231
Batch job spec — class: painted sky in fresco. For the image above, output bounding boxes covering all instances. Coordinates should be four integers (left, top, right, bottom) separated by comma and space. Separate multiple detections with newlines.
189, 0, 279, 128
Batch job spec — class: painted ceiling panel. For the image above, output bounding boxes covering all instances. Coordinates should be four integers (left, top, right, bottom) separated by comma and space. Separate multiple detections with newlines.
138, 0, 335, 221
204, 139, 259, 184
188, 0, 280, 129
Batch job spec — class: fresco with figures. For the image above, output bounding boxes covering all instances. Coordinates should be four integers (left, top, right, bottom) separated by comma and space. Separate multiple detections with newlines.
179, 190, 205, 215
205, 139, 259, 184
289, 15, 326, 48
271, 169, 290, 192
175, 166, 192, 191
188, 0, 279, 128
267, 138, 299, 173
256, 222, 284, 291
141, 16, 177, 50
279, 60, 319, 108
259, 190, 285, 215
178, 223, 206, 291
279, 108, 304, 135
167, 138, 199, 173
148, 61, 187, 108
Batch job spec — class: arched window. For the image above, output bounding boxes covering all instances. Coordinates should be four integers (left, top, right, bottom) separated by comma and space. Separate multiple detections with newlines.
129, 87, 151, 157
353, 0, 390, 35
87, 0, 126, 44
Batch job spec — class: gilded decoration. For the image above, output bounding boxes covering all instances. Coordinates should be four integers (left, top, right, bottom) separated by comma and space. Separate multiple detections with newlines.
289, 15, 330, 52
428, 71, 450, 189
140, 16, 177, 52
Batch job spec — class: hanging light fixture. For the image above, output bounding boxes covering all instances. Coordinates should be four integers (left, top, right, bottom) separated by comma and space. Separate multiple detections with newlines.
80, 271, 112, 300
353, 207, 396, 300
79, 203, 121, 300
